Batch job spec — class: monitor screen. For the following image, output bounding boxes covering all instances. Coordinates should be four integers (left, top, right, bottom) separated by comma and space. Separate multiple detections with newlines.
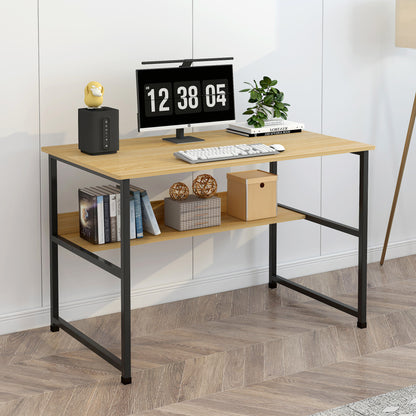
136, 64, 235, 131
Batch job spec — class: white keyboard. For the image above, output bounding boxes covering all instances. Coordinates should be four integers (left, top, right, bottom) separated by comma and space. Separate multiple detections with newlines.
174, 143, 285, 164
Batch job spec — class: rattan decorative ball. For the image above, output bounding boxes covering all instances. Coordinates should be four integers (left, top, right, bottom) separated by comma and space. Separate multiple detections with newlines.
169, 182, 189, 200
192, 174, 217, 198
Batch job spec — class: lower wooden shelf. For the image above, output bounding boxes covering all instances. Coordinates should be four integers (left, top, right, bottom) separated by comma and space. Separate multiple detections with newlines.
58, 207, 305, 253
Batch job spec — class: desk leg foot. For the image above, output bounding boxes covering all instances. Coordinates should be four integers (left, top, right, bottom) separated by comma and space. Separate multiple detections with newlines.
121, 376, 132, 385
357, 321, 367, 329
268, 282, 277, 289
50, 324, 59, 332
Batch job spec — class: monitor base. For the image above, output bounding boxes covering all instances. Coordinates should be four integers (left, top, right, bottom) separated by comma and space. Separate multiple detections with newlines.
163, 136, 204, 144
163, 128, 205, 144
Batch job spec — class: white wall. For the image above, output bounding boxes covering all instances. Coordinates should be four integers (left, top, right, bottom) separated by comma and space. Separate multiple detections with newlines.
0, 0, 41, 320
38, 0, 195, 325
322, 0, 416, 255
2, 0, 416, 334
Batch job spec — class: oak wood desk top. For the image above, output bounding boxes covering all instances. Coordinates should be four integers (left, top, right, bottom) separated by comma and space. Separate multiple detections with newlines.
41, 130, 375, 180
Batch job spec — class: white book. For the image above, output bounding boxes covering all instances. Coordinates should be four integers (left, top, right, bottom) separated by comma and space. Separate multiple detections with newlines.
115, 193, 121, 241
97, 195, 105, 244
130, 198, 136, 239
228, 120, 304, 134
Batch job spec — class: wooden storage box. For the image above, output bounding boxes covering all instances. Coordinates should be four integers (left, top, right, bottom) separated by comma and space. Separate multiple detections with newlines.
227, 170, 277, 221
164, 195, 221, 231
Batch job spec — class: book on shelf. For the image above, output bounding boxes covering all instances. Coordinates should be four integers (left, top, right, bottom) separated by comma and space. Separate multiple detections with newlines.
111, 187, 121, 241
108, 193, 117, 242
228, 120, 304, 134
95, 185, 117, 243
130, 186, 144, 238
78, 185, 142, 245
99, 185, 121, 241
130, 196, 136, 239
226, 128, 302, 137
88, 188, 105, 244
105, 185, 136, 240
130, 185, 161, 236
79, 188, 99, 245
91, 187, 111, 244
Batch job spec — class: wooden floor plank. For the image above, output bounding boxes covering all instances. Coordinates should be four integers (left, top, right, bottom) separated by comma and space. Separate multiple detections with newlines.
84, 379, 121, 416
62, 385, 98, 416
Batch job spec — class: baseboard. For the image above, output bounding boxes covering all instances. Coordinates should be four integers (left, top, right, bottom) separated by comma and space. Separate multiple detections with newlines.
0, 267, 268, 335
278, 238, 416, 278
2, 237, 416, 335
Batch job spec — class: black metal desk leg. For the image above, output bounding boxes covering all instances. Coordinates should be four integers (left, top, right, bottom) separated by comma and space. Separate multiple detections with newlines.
120, 179, 132, 384
49, 156, 59, 332
269, 161, 277, 289
357, 151, 368, 328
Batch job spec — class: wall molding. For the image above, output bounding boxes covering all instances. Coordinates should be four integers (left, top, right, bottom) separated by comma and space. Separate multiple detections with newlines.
278, 237, 416, 278
2, 237, 416, 335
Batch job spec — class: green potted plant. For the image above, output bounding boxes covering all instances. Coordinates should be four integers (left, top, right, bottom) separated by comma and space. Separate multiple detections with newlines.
240, 76, 290, 128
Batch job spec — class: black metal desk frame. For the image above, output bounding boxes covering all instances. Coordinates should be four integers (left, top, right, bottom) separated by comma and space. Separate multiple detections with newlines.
49, 155, 132, 384
269, 151, 368, 328
48, 150, 368, 385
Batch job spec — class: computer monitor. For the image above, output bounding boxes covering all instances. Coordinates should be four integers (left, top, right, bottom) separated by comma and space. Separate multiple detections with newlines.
136, 64, 235, 143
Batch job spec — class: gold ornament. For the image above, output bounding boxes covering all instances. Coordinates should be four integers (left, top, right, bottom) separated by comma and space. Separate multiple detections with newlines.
84, 81, 104, 108
192, 174, 217, 198
169, 182, 189, 200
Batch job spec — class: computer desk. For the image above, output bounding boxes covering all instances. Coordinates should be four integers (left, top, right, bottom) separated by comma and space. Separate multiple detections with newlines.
42, 129, 375, 384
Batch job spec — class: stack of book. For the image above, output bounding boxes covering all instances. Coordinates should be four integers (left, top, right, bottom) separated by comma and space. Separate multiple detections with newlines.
227, 120, 304, 137
78, 184, 161, 245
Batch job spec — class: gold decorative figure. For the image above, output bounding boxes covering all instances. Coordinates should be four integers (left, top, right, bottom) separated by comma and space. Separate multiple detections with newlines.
84, 81, 104, 108
192, 174, 217, 198
169, 182, 189, 200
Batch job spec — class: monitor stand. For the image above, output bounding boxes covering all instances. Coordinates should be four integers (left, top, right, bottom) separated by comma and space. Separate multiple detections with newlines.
163, 128, 205, 144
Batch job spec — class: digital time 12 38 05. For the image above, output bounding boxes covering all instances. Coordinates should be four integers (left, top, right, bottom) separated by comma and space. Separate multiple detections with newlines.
144, 79, 229, 117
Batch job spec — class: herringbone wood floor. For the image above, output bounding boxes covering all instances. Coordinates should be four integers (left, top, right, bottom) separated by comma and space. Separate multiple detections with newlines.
2, 256, 416, 416
136, 344, 416, 416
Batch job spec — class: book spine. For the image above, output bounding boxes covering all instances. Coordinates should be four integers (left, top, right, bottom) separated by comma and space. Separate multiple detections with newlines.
102, 194, 111, 243
108, 193, 117, 243
115, 193, 121, 242
229, 122, 304, 134
253, 126, 290, 133
96, 195, 105, 244
140, 189, 161, 236
257, 129, 301, 136
78, 189, 98, 244
227, 128, 301, 137
133, 190, 144, 238
226, 129, 249, 137
130, 197, 136, 239
228, 125, 288, 133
